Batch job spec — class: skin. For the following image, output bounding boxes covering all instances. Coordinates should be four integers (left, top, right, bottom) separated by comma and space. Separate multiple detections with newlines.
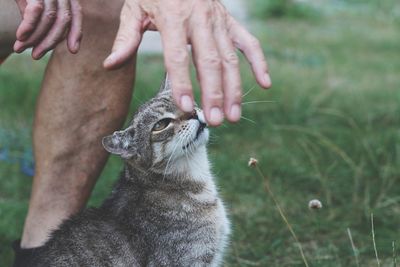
12, 0, 272, 126
13, 0, 82, 59
1, 0, 135, 248
0, 0, 271, 249
0, 1, 20, 60
104, 0, 272, 125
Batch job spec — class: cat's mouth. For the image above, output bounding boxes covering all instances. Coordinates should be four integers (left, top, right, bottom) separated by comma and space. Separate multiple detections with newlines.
183, 121, 207, 150
195, 121, 207, 139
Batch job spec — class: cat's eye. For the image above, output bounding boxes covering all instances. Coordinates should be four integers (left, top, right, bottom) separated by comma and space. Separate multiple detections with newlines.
152, 118, 173, 132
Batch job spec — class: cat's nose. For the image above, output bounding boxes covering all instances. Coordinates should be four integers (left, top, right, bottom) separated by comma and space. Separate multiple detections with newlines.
184, 109, 207, 126
187, 110, 198, 120
196, 109, 207, 125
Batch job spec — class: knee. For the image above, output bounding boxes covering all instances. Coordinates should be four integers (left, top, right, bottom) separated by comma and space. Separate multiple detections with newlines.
82, 0, 125, 24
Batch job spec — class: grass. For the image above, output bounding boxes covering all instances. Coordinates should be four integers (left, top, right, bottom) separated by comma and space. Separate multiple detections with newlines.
1, 1, 400, 266
247, 0, 320, 20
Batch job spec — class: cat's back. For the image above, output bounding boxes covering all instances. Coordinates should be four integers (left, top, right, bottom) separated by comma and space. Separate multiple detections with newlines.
30, 207, 140, 267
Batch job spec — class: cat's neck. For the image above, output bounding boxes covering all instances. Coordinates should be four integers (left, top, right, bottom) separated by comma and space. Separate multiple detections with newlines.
171, 146, 213, 183
103, 148, 217, 214
124, 146, 214, 190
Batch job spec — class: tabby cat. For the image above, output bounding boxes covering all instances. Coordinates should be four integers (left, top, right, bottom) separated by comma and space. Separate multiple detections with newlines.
20, 75, 230, 266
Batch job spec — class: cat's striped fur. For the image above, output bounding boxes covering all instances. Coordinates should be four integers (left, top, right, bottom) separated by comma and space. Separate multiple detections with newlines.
25, 74, 230, 266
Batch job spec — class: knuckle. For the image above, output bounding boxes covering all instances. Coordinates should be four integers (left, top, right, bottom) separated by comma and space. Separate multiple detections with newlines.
167, 49, 189, 66
61, 11, 72, 24
174, 84, 192, 94
194, 6, 212, 26
203, 7, 213, 20
32, 1, 44, 12
26, 2, 44, 14
249, 37, 261, 50
74, 3, 83, 13
208, 91, 224, 103
232, 88, 242, 101
202, 52, 222, 69
45, 10, 57, 21
223, 52, 239, 66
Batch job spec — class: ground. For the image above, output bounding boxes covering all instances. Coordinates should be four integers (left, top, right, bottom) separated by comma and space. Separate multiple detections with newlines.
1, 1, 400, 266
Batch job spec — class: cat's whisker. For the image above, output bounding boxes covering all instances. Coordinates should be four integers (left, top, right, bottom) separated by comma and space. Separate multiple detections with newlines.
240, 115, 257, 124
219, 123, 229, 129
242, 84, 257, 98
242, 100, 276, 105
133, 95, 145, 105
208, 134, 219, 144
209, 134, 219, 141
208, 137, 218, 145
163, 140, 182, 180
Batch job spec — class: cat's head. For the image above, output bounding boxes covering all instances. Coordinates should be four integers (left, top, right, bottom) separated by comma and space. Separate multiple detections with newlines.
102, 74, 209, 173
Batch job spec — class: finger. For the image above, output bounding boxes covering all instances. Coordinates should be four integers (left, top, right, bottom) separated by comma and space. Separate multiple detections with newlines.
103, 1, 144, 69
213, 6, 242, 122
14, 0, 57, 53
159, 23, 193, 113
67, 0, 83, 53
190, 12, 224, 126
15, 0, 44, 42
31, 0, 72, 59
228, 17, 271, 89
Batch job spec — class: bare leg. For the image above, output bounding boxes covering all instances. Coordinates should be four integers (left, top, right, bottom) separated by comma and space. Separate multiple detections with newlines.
0, 1, 20, 60
20, 0, 135, 248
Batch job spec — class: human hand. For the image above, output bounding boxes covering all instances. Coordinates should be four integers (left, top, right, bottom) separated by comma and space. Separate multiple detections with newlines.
13, 0, 82, 59
104, 0, 271, 126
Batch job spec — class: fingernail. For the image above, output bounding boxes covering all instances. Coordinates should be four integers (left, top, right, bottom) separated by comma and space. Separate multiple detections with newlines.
264, 73, 272, 88
13, 42, 24, 53
210, 107, 223, 125
33, 53, 43, 59
180, 95, 194, 112
74, 41, 80, 52
104, 53, 115, 67
32, 48, 45, 59
230, 104, 241, 121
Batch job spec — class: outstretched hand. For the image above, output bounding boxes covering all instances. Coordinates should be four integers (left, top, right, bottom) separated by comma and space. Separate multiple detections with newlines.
104, 0, 271, 126
13, 0, 82, 59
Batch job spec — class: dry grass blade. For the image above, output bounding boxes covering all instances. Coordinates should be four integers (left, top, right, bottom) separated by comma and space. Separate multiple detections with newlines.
242, 100, 276, 105
371, 213, 380, 267
252, 162, 309, 267
347, 228, 360, 267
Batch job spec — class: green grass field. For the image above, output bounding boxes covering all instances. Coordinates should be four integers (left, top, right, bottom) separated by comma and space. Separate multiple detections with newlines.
1, 1, 400, 266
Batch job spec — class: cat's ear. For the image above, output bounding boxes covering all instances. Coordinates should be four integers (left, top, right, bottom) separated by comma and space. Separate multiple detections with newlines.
102, 129, 136, 159
158, 72, 172, 94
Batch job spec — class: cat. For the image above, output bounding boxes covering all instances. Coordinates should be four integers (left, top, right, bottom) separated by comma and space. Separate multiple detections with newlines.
18, 74, 230, 267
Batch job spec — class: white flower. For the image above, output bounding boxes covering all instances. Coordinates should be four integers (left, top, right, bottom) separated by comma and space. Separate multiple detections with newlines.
308, 199, 322, 210
248, 157, 258, 167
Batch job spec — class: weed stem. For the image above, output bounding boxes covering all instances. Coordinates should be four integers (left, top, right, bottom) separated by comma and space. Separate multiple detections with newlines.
346, 228, 360, 267
371, 213, 380, 267
254, 165, 309, 267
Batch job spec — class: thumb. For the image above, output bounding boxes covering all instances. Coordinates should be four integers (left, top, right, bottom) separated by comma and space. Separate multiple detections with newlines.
103, 0, 144, 69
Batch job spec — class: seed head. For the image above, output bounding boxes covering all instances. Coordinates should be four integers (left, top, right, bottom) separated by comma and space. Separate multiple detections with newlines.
308, 199, 322, 210
248, 157, 258, 168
